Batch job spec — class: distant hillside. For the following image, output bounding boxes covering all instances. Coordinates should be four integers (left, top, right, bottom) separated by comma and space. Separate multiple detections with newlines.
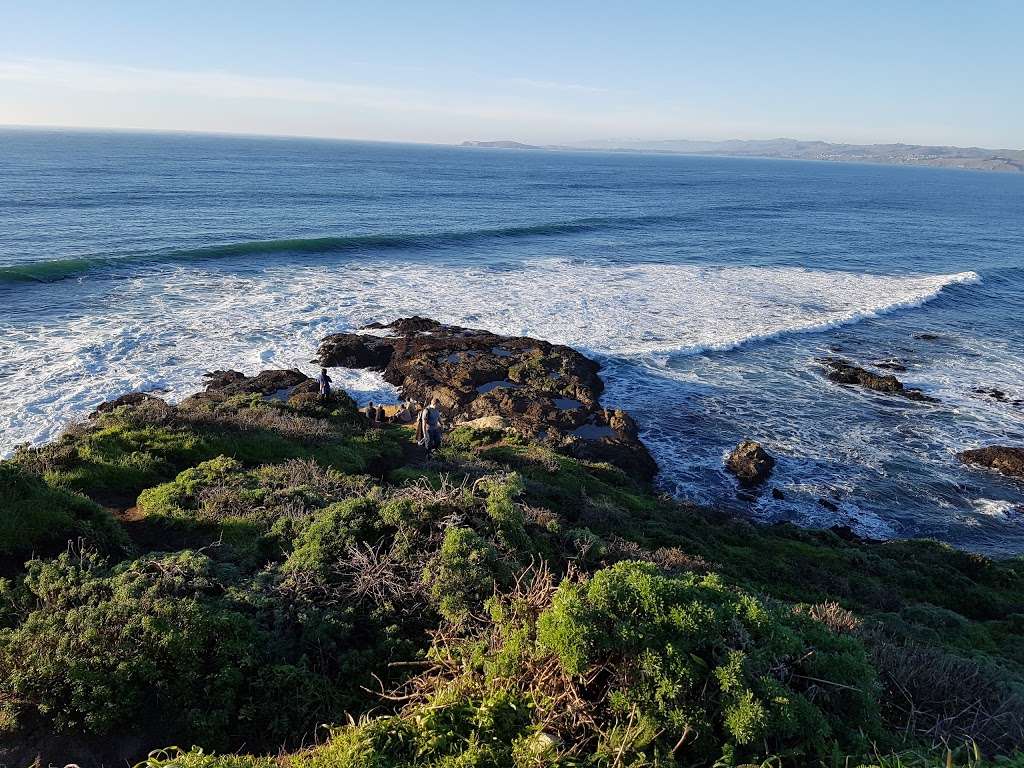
461, 136, 1024, 172
461, 139, 542, 150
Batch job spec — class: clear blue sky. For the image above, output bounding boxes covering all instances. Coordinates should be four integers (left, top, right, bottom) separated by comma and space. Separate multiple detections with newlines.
1, 0, 1020, 148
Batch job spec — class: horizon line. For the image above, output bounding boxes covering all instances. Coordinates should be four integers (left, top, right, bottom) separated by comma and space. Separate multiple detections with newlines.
2, 121, 1020, 156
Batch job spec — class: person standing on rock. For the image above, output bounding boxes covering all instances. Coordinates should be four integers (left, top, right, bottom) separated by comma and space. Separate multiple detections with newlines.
418, 398, 444, 456
317, 368, 332, 401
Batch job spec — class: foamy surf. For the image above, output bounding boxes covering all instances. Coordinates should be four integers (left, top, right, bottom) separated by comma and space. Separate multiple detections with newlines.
0, 257, 980, 455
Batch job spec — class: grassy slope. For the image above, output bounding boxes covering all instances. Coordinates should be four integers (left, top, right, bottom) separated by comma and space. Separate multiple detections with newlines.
0, 393, 1022, 768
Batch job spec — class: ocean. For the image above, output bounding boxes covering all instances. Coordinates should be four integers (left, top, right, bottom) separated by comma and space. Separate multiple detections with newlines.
2, 128, 1022, 554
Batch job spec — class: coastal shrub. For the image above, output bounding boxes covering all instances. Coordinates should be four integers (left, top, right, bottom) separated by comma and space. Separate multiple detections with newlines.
0, 544, 421, 752
536, 561, 883, 761
443, 425, 506, 451
283, 497, 382, 575
140, 748, 276, 768
12, 401, 406, 502
478, 472, 530, 549
137, 456, 377, 532
424, 526, 505, 623
0, 550, 266, 742
0, 462, 128, 559
5, 380, 1024, 765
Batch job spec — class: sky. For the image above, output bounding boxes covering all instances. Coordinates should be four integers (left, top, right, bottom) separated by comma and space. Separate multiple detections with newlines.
0, 1, 1021, 148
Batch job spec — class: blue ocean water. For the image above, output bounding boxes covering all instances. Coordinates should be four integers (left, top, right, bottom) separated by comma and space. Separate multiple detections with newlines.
2, 128, 1022, 553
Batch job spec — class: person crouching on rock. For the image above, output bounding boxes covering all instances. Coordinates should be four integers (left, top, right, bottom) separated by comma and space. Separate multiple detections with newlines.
318, 368, 332, 401
418, 398, 444, 456
394, 401, 414, 424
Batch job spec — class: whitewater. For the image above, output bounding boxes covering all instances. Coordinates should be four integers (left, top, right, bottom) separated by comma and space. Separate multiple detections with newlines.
0, 257, 980, 453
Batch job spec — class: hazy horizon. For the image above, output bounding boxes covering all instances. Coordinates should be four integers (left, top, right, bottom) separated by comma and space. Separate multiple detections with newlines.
1, 1, 1021, 149
3, 123, 1023, 155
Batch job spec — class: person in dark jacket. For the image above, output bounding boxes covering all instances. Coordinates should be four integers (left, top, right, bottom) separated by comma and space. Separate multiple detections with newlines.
417, 398, 443, 455
317, 368, 332, 401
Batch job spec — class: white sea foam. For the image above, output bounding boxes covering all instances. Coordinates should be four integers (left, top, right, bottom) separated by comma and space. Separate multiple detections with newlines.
970, 498, 1020, 517
0, 258, 980, 454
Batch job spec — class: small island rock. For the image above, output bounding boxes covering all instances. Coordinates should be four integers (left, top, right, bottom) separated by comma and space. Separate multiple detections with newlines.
819, 357, 939, 402
725, 440, 776, 485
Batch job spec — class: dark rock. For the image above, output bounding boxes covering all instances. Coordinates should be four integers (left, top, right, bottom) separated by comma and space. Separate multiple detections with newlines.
181, 369, 357, 412
771, 487, 786, 500
319, 317, 657, 480
725, 440, 776, 486
92, 391, 163, 416
200, 368, 309, 396
971, 387, 1021, 406
958, 446, 1024, 481
818, 497, 839, 512
819, 357, 939, 403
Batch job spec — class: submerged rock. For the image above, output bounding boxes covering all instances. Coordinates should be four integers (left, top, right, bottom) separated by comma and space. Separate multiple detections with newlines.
725, 440, 775, 486
958, 446, 1024, 481
318, 316, 658, 480
819, 357, 939, 403
971, 387, 1023, 406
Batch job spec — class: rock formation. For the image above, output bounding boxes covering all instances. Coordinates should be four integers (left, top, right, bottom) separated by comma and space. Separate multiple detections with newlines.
319, 317, 658, 480
725, 440, 775, 485
819, 357, 939, 402
958, 446, 1024, 481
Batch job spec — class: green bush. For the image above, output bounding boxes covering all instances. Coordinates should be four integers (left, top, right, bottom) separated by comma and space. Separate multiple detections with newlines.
537, 561, 883, 761
0, 544, 412, 752
13, 404, 406, 501
283, 497, 382, 575
424, 527, 504, 623
0, 463, 128, 559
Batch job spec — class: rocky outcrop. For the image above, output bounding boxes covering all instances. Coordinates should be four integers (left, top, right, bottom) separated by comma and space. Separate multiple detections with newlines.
319, 317, 658, 480
92, 392, 163, 415
725, 440, 775, 486
972, 387, 1023, 407
958, 446, 1024, 481
199, 368, 311, 397
819, 357, 939, 403
180, 369, 357, 413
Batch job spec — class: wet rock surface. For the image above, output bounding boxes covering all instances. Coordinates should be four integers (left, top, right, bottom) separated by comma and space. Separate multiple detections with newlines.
819, 357, 939, 402
725, 439, 776, 486
972, 387, 1023, 407
959, 446, 1024, 481
319, 316, 657, 479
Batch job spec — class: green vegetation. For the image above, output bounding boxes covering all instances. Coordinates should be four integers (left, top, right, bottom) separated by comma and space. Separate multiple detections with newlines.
0, 463, 127, 560
1, 391, 1022, 767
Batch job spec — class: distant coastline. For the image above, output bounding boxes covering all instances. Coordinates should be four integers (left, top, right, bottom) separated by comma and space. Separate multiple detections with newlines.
461, 137, 1024, 173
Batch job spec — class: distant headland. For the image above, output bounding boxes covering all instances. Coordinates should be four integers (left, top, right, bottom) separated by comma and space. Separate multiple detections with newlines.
461, 137, 1024, 173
